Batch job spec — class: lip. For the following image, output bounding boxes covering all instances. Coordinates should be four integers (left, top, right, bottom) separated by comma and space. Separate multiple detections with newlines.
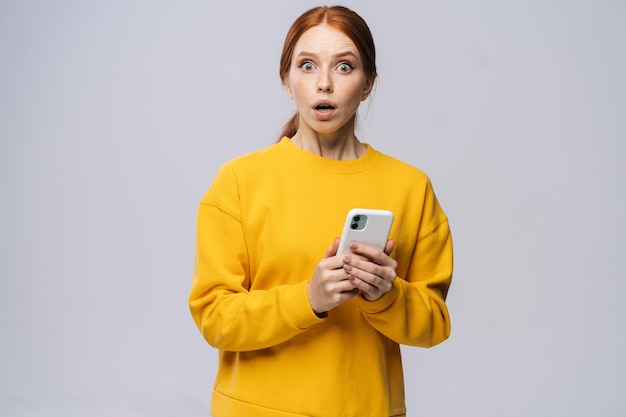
312, 99, 337, 121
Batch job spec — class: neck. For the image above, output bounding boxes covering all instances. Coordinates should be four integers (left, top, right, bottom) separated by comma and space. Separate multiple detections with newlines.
290, 125, 365, 161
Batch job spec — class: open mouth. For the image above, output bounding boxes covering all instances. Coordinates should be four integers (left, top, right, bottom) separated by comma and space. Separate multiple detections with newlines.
315, 104, 335, 112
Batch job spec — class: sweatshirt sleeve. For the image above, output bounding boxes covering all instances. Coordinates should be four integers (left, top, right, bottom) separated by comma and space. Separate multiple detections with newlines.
357, 180, 453, 348
189, 165, 323, 352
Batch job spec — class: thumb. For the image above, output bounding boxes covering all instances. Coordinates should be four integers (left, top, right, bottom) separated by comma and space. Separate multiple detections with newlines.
325, 237, 340, 258
384, 239, 395, 255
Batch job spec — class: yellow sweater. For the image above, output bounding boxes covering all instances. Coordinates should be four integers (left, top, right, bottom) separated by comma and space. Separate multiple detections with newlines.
190, 137, 453, 417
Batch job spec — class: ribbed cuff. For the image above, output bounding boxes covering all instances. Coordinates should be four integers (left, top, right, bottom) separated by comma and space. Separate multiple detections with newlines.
283, 280, 326, 329
357, 279, 400, 314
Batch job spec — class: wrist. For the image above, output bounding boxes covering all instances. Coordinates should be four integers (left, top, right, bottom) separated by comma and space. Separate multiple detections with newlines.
306, 282, 328, 318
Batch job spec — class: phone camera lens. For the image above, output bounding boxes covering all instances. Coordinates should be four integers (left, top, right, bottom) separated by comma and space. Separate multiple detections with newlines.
353, 215, 361, 222
351, 223, 358, 230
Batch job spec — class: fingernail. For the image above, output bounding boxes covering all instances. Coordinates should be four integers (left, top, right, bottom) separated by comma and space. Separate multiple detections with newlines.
344, 265, 352, 272
343, 257, 351, 263
350, 242, 358, 249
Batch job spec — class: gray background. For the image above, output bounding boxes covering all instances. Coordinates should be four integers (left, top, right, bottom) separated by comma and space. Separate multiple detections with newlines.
1, 0, 624, 416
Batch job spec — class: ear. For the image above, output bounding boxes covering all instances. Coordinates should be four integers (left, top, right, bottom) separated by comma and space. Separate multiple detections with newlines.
361, 76, 375, 101
283, 78, 294, 99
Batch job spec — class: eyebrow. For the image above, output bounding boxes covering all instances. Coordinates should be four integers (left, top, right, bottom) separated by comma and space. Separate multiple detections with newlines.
295, 51, 359, 60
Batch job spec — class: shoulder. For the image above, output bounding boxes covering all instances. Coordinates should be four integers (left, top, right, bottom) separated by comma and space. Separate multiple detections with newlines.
219, 142, 282, 173
202, 142, 281, 201
209, 141, 292, 189
371, 148, 432, 185
374, 150, 449, 230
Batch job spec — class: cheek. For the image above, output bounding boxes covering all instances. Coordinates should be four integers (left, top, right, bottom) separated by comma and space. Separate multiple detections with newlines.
289, 78, 312, 103
343, 80, 368, 104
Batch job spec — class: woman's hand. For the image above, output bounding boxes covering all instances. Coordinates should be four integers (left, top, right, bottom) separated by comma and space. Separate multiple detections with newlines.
342, 239, 397, 302
307, 238, 360, 315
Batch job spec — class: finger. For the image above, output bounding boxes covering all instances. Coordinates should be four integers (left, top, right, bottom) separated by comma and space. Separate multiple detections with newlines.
348, 242, 395, 267
324, 237, 340, 258
348, 275, 381, 300
343, 254, 393, 281
327, 275, 360, 299
336, 287, 360, 304
351, 272, 392, 302
345, 264, 389, 289
384, 239, 395, 256
348, 242, 387, 264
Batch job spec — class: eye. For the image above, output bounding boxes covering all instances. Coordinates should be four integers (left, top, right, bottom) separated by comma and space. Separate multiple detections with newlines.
337, 62, 354, 73
299, 61, 315, 72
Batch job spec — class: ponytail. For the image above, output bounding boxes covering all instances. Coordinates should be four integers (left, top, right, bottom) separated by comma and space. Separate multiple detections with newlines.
277, 112, 299, 142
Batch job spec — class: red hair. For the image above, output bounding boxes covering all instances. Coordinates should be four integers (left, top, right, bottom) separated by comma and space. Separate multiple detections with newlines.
278, 6, 377, 141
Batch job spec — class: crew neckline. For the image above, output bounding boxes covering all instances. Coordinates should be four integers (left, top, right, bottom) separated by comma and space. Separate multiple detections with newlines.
277, 137, 379, 174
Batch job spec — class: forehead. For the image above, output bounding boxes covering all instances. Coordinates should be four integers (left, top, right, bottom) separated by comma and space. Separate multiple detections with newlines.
294, 23, 359, 56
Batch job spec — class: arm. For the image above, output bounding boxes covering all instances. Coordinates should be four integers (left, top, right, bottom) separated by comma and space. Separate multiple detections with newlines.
349, 221, 452, 347
344, 181, 453, 348
190, 201, 326, 352
188, 168, 324, 352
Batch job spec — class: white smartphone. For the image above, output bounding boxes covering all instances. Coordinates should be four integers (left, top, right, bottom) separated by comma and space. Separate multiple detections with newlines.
337, 208, 394, 255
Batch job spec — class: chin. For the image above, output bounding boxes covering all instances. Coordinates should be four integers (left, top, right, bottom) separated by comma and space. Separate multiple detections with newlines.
313, 121, 350, 135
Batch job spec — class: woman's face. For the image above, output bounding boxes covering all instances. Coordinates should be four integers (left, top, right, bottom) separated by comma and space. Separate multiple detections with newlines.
284, 23, 373, 137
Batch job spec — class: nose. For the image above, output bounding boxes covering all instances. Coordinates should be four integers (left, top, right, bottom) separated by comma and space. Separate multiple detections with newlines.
318, 83, 333, 92
317, 71, 333, 93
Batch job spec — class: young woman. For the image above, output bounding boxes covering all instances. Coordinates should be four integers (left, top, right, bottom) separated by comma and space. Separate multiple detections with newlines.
189, 6, 453, 417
